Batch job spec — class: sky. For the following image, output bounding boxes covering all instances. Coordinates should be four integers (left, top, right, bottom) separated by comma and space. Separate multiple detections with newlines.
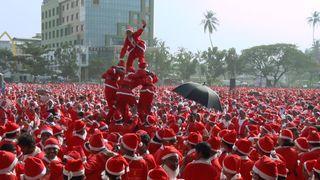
1, 0, 320, 53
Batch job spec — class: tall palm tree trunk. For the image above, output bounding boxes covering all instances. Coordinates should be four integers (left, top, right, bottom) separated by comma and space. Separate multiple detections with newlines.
209, 34, 214, 49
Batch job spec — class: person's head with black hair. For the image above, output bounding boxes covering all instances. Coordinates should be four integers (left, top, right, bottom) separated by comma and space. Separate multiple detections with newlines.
195, 142, 212, 160
17, 133, 36, 155
63, 175, 84, 180
0, 143, 17, 154
138, 133, 150, 155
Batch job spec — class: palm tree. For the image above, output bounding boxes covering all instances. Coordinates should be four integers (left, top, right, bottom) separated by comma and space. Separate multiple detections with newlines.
307, 11, 320, 43
201, 10, 219, 49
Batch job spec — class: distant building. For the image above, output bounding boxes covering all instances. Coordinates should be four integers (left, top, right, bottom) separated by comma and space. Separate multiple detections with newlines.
41, 0, 154, 80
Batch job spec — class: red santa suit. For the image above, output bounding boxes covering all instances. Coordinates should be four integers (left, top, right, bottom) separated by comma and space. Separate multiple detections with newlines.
275, 146, 298, 180
239, 156, 254, 180
84, 150, 114, 180
122, 154, 148, 180
120, 27, 146, 71
116, 74, 138, 121
138, 72, 158, 118
182, 158, 219, 180
101, 65, 124, 121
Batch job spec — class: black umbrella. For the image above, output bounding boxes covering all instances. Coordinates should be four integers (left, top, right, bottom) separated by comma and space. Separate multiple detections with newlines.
172, 82, 223, 111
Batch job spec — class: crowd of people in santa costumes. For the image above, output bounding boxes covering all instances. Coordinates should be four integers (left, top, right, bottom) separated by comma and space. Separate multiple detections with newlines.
0, 22, 320, 180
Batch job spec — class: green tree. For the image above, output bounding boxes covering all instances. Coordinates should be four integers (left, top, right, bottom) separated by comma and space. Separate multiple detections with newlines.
172, 48, 198, 81
146, 38, 173, 82
240, 44, 311, 86
201, 47, 226, 85
0, 49, 13, 71
225, 48, 239, 79
88, 58, 116, 80
53, 43, 78, 80
19, 42, 51, 76
201, 10, 219, 49
307, 11, 320, 43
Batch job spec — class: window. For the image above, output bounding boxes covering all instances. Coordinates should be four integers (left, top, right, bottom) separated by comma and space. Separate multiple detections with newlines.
52, 43, 55, 48
65, 28, 68, 36
45, 11, 48, 18
42, 33, 44, 40
56, 7, 59, 14
76, 13, 79, 19
45, 33, 47, 40
71, 2, 74, 8
67, 3, 69, 10
93, 0, 99, 5
62, 17, 65, 23
76, 0, 79, 6
62, 5, 65, 11
45, 22, 48, 29
81, 0, 84, 6
70, 26, 73, 34
52, 20, 55, 27
76, 25, 79, 32
74, 40, 77, 45
57, 19, 59, 26
56, 30, 59, 38
56, 43, 59, 47
61, 29, 64, 37
52, 31, 55, 38
52, 8, 55, 16
42, 23, 44, 30
49, 21, 51, 28
67, 16, 69, 22
49, 10, 51, 17
49, 32, 51, 39
42, 12, 44, 19
81, 25, 84, 31
71, 14, 74, 21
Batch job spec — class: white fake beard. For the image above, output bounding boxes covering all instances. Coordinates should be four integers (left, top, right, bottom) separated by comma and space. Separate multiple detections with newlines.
163, 164, 179, 180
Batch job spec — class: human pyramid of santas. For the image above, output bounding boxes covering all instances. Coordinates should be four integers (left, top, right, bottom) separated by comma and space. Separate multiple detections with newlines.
0, 20, 320, 180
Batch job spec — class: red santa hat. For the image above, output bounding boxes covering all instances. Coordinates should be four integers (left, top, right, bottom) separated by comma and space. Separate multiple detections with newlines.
63, 159, 85, 179
24, 157, 47, 179
146, 115, 157, 125
147, 166, 169, 180
222, 130, 237, 145
186, 132, 203, 146
222, 154, 241, 175
253, 156, 278, 180
279, 129, 293, 141
113, 111, 123, 122
41, 126, 53, 136
0, 150, 18, 174
257, 136, 274, 154
73, 120, 86, 132
210, 125, 221, 137
139, 62, 148, 69
88, 133, 105, 152
126, 25, 134, 32
313, 158, 320, 174
294, 137, 309, 152
4, 122, 20, 135
44, 137, 60, 150
121, 133, 141, 152
307, 130, 320, 144
63, 151, 81, 161
99, 121, 109, 131
207, 136, 221, 152
104, 155, 129, 176
107, 132, 122, 144
261, 124, 274, 134
218, 129, 229, 139
304, 159, 317, 176
52, 125, 64, 136
156, 128, 176, 141
158, 146, 181, 164
233, 138, 252, 155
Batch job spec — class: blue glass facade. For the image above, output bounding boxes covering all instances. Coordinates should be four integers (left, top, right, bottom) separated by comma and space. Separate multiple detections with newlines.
84, 0, 141, 47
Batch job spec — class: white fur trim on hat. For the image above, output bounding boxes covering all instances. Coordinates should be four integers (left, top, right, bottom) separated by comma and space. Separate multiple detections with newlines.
5, 128, 20, 135
121, 138, 136, 152
44, 144, 60, 150
41, 130, 53, 135
232, 145, 248, 155
161, 153, 178, 161
279, 135, 293, 141
63, 168, 85, 178
294, 139, 308, 152
0, 157, 18, 174
252, 165, 276, 180
24, 166, 47, 180
89, 143, 105, 152
257, 140, 271, 154
105, 158, 128, 176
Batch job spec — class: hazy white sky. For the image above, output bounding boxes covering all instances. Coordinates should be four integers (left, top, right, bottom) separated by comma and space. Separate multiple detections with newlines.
1, 0, 320, 53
